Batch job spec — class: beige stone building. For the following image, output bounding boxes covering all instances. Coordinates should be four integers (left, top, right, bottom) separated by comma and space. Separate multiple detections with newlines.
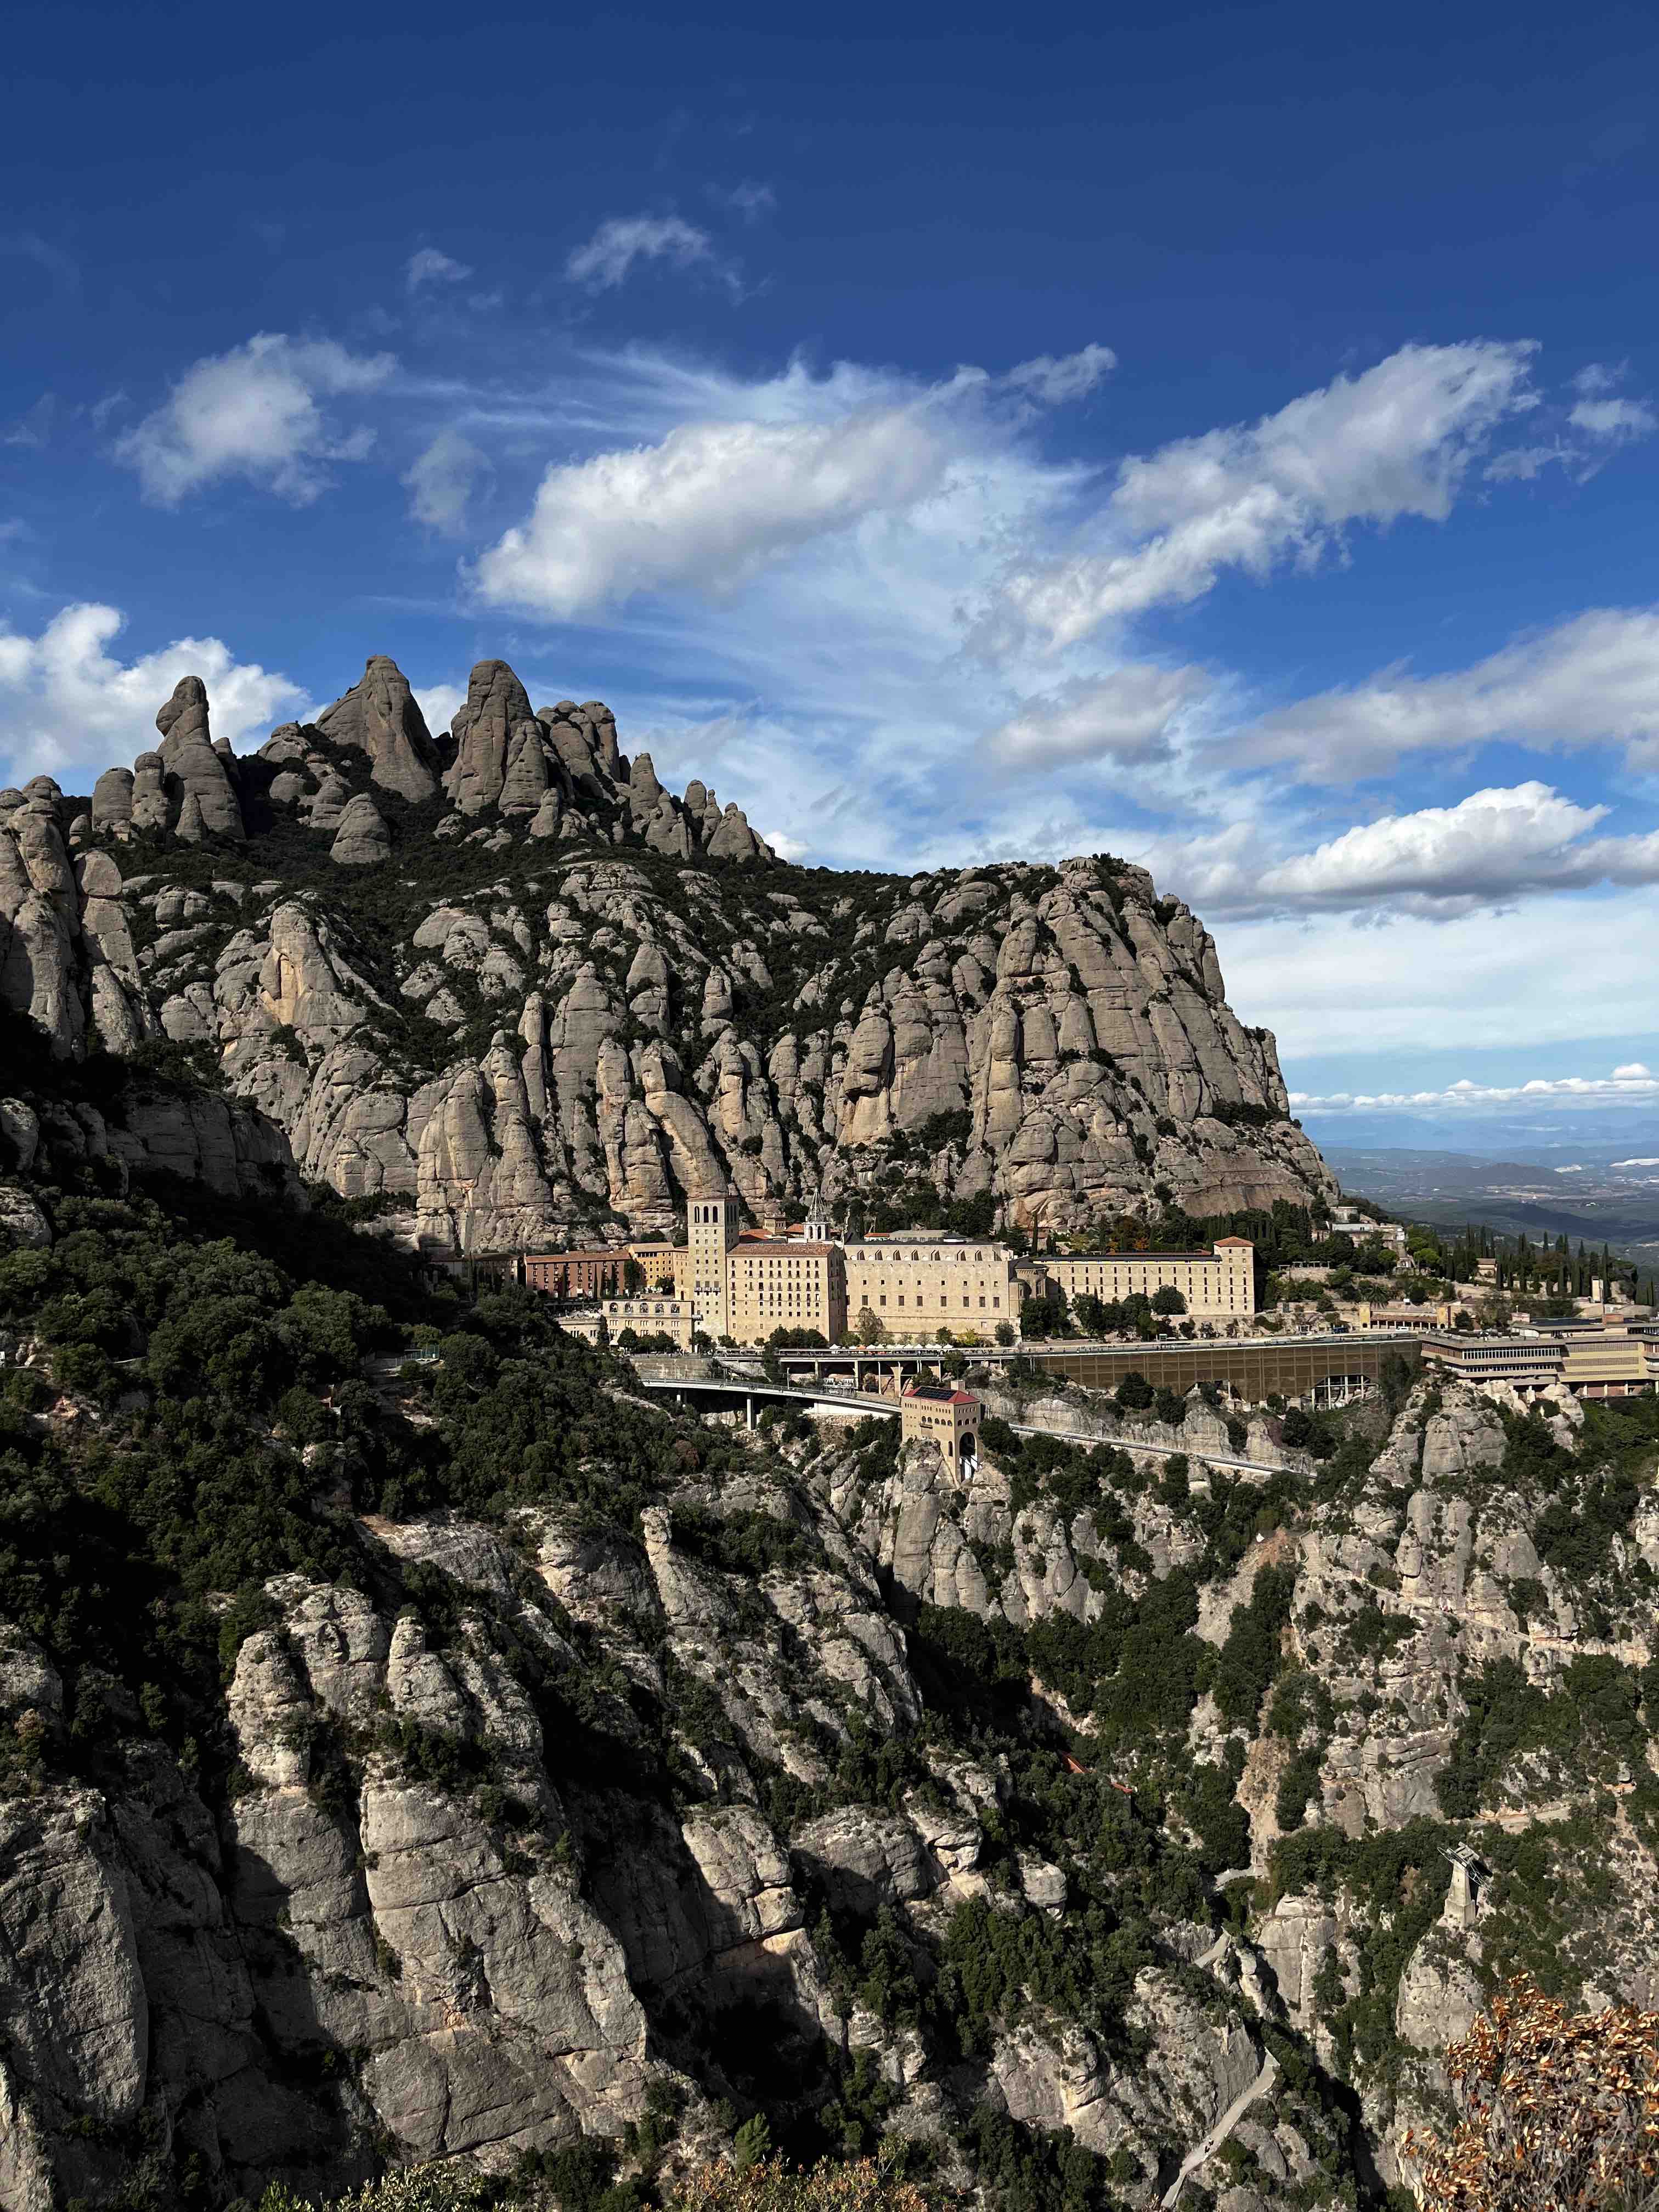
901, 1383, 981, 1463
628, 1241, 679, 1289
682, 1190, 742, 1339
1020, 1237, 1255, 1321
604, 1293, 697, 1349
667, 1191, 1255, 1349
675, 1189, 846, 1346
843, 1233, 1015, 1340
726, 1241, 844, 1344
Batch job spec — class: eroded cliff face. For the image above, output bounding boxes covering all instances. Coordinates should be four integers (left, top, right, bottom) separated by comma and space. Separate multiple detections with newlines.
2, 1102, 1656, 2212
0, 653, 1332, 1248
0, 1447, 1330, 2211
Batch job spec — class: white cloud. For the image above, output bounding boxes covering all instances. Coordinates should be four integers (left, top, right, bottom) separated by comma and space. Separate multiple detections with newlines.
1239, 606, 1659, 781
991, 340, 1537, 650
1162, 782, 1659, 919
984, 664, 1210, 768
406, 248, 473, 291
115, 332, 394, 505
413, 682, 466, 740
0, 602, 308, 790
404, 427, 491, 532
1290, 1064, 1659, 1110
1613, 1062, 1653, 1079
475, 395, 961, 617
565, 216, 731, 293
1568, 394, 1657, 439
1005, 344, 1116, 404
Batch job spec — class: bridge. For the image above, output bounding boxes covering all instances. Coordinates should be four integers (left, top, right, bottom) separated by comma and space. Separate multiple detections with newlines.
632, 1369, 1287, 1477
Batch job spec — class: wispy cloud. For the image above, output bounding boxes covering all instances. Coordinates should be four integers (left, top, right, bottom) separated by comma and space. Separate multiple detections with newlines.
565, 215, 737, 294
406, 247, 474, 292
713, 180, 777, 222
983, 341, 1539, 651
404, 426, 492, 532
3, 394, 55, 449
475, 388, 961, 617
0, 230, 80, 301
1005, 343, 1116, 404
1235, 606, 1659, 782
983, 665, 1209, 768
1568, 393, 1657, 440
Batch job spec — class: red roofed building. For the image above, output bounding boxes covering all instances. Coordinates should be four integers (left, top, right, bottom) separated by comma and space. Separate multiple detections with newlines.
901, 1382, 981, 1463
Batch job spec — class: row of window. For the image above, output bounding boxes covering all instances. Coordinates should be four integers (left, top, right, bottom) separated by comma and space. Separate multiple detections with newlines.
870, 1293, 1002, 1309
850, 1248, 998, 1263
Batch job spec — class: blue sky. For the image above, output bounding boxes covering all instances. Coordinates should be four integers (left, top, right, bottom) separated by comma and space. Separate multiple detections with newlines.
3, 0, 1657, 1137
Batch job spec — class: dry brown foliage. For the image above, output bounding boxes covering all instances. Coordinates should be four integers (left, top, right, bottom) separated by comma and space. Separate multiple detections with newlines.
1406, 1978, 1659, 2212
665, 2157, 933, 2212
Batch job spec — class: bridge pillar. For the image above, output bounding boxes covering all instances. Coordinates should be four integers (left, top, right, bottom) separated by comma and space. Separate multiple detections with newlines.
745, 1394, 754, 1430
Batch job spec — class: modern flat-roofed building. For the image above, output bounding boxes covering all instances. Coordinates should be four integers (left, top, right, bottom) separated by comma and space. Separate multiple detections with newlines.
842, 1233, 1015, 1339
1423, 1334, 1566, 1396
1560, 1334, 1655, 1399
1020, 1237, 1255, 1321
1424, 1328, 1655, 1400
901, 1382, 981, 1463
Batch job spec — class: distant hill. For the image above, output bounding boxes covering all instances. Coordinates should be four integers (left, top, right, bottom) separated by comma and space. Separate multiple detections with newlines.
1323, 1142, 1659, 1267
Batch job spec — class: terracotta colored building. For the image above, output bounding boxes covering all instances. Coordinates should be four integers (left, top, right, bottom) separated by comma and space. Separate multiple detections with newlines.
522, 1248, 631, 1299
900, 1383, 981, 1463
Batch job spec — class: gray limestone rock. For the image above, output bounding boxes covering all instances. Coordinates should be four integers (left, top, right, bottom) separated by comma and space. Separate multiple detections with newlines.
155, 675, 244, 839
329, 793, 391, 867
444, 659, 536, 815
1, 808, 83, 1056
91, 766, 135, 838
314, 655, 440, 802
1, 663, 1336, 1245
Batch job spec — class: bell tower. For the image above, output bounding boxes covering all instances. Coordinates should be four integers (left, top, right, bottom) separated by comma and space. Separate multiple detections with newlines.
688, 1188, 740, 1340
803, 1190, 833, 1245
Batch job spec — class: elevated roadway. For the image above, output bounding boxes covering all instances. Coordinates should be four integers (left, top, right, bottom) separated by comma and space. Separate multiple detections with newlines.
758, 1327, 1422, 1404
632, 1369, 1288, 1477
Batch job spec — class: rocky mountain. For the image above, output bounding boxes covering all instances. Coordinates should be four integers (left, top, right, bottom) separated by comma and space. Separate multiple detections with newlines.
1, 653, 1332, 1251
2, 1047, 1657, 2212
